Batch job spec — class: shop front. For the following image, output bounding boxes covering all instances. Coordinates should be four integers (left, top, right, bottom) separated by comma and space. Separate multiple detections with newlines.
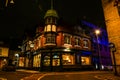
41, 52, 62, 71
38, 48, 93, 71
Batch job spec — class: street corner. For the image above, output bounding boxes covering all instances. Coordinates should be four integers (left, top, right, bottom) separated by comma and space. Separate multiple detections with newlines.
94, 75, 120, 80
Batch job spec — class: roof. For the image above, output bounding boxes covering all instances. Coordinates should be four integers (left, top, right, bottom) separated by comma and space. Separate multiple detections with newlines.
44, 9, 59, 19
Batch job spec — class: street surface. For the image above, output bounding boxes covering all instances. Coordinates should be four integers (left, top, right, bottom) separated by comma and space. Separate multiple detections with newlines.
39, 71, 120, 80
0, 71, 32, 80
0, 69, 120, 80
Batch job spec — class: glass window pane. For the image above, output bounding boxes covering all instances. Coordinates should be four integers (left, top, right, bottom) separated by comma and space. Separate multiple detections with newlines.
83, 40, 89, 48
52, 59, 60, 66
81, 56, 91, 65
43, 55, 50, 66
64, 35, 70, 44
62, 54, 75, 65
52, 25, 56, 32
46, 25, 51, 32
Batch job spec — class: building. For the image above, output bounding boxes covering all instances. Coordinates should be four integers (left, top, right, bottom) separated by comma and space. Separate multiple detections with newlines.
81, 20, 112, 70
19, 3, 94, 71
0, 41, 9, 69
18, 1, 112, 71
101, 0, 120, 74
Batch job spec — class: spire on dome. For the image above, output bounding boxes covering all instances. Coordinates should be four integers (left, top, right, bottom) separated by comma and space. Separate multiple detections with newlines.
44, 0, 59, 19
51, 0, 53, 9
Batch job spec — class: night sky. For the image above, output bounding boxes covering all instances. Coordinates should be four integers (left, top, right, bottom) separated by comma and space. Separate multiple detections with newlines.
0, 0, 105, 39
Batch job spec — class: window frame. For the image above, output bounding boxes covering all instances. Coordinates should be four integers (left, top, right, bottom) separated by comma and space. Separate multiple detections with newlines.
63, 34, 72, 44
83, 39, 89, 48
74, 37, 81, 46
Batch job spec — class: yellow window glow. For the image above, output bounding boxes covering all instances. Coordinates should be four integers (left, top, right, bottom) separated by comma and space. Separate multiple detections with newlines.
46, 25, 51, 32
52, 25, 56, 32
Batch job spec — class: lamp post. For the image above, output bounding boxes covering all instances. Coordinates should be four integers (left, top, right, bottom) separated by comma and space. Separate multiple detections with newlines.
95, 29, 101, 70
29, 41, 34, 69
5, 0, 14, 7
109, 42, 117, 75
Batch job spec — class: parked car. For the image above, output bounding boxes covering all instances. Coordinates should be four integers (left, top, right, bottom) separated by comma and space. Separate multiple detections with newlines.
104, 65, 113, 71
2, 64, 16, 71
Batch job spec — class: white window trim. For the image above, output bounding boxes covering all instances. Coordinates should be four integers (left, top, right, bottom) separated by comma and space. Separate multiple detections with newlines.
74, 36, 81, 47
83, 38, 89, 48
63, 33, 72, 45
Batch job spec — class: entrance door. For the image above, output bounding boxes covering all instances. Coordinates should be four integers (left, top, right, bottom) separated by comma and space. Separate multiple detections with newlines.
52, 54, 61, 71
42, 53, 51, 71
42, 53, 61, 71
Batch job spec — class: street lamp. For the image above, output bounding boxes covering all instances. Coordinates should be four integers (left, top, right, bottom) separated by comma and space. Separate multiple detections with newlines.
95, 29, 102, 70
109, 42, 118, 75
5, 0, 14, 7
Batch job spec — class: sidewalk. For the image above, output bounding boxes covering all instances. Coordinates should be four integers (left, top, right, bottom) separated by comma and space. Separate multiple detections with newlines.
16, 69, 40, 73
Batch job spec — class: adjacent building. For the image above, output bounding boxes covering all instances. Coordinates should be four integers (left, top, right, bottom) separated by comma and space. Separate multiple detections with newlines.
101, 0, 120, 74
0, 41, 9, 69
81, 20, 112, 70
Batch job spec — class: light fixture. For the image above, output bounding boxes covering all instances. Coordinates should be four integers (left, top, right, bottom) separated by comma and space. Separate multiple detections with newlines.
10, 0, 14, 4
95, 29, 100, 35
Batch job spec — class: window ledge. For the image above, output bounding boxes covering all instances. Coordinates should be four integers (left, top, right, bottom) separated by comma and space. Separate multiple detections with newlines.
45, 43, 56, 46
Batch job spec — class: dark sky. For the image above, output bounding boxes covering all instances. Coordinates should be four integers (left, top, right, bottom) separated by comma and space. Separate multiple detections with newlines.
0, 0, 105, 39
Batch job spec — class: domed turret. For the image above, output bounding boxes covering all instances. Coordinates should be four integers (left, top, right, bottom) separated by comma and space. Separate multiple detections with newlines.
44, 9, 58, 19
43, 0, 59, 46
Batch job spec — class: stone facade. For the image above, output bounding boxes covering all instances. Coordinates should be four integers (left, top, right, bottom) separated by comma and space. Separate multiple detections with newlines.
101, 0, 120, 74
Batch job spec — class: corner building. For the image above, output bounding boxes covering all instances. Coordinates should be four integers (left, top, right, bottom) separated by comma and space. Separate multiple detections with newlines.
33, 7, 92, 71
19, 2, 111, 71
19, 5, 94, 71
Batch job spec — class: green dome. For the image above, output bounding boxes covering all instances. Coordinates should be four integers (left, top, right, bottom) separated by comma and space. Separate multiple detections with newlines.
44, 9, 59, 19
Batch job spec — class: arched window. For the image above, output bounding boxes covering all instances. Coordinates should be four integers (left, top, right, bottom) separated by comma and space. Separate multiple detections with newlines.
83, 39, 89, 48
64, 35, 71, 44
74, 37, 81, 46
43, 55, 50, 66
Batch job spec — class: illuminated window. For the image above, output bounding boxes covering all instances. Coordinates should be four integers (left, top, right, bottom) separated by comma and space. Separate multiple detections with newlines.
43, 55, 50, 66
62, 54, 75, 65
83, 39, 89, 48
33, 54, 41, 67
44, 26, 46, 32
81, 56, 91, 65
45, 25, 56, 32
52, 55, 60, 66
46, 25, 51, 32
64, 35, 71, 44
19, 57, 25, 67
45, 34, 56, 44
52, 25, 56, 32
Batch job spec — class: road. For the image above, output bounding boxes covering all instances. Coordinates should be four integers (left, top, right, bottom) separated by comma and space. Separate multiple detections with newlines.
39, 71, 120, 80
0, 71, 32, 80
0, 70, 120, 80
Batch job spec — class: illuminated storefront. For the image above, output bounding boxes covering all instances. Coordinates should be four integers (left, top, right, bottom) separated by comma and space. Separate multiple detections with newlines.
33, 54, 41, 67
20, 1, 94, 71
19, 57, 24, 67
